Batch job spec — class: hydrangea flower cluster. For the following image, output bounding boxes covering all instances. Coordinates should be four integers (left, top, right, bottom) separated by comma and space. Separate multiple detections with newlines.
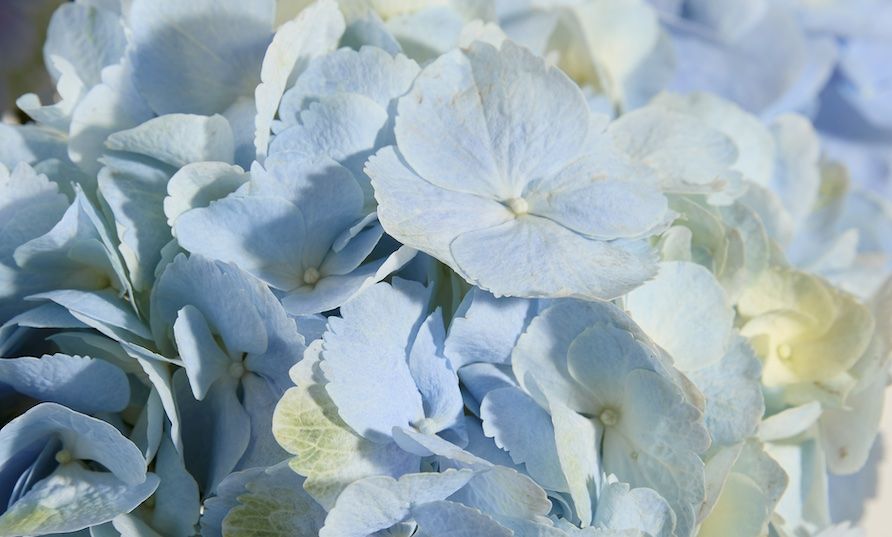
0, 1, 890, 536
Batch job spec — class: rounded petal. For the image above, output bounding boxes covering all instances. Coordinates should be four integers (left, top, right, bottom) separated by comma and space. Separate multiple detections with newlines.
449, 215, 658, 300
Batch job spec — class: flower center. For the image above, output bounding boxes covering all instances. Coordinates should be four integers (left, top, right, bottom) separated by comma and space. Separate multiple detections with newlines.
229, 361, 246, 378
303, 267, 321, 285
777, 343, 793, 361
599, 408, 619, 427
506, 197, 529, 216
54, 449, 73, 465
414, 418, 437, 435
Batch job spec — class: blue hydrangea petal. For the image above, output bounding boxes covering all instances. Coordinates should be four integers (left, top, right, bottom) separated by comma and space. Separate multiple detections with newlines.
69, 63, 154, 176
450, 216, 657, 300
480, 387, 568, 492
238, 374, 291, 471
128, 0, 275, 115
320, 281, 428, 442
173, 305, 233, 400
395, 42, 589, 199
150, 433, 200, 537
367, 146, 513, 264
444, 288, 539, 370
43, 2, 126, 88
412, 500, 513, 536
279, 46, 419, 124
97, 157, 173, 293
175, 196, 308, 292
164, 162, 249, 229
0, 354, 129, 414
254, 0, 345, 162
594, 480, 676, 537
105, 114, 235, 169
0, 403, 148, 486
318, 469, 475, 537
0, 465, 158, 536
0, 164, 69, 323
407, 309, 463, 433
173, 372, 250, 495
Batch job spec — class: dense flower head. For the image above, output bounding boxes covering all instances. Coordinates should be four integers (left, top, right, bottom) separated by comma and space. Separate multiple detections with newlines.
0, 0, 889, 536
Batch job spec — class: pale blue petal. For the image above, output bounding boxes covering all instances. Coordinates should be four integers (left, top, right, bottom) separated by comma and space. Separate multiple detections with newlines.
687, 338, 764, 447
321, 281, 428, 441
173, 372, 250, 495
412, 500, 513, 536
151, 433, 200, 537
128, 0, 275, 115
279, 46, 419, 123
110, 514, 165, 537
6, 437, 61, 513
480, 387, 568, 492
0, 354, 129, 414
0, 164, 69, 323
254, 0, 345, 162
252, 156, 364, 222
0, 465, 158, 537
407, 309, 463, 433
164, 162, 248, 228
97, 156, 172, 292
43, 2, 126, 87
218, 462, 327, 536
450, 216, 657, 300
593, 480, 676, 537
512, 299, 657, 413
0, 403, 148, 486
603, 369, 708, 537
447, 464, 552, 524
608, 107, 739, 195
385, 6, 464, 64
0, 436, 47, 511
237, 374, 290, 470
667, 6, 808, 113
15, 58, 82, 132
319, 222, 385, 277
444, 288, 538, 369
458, 362, 518, 417
625, 261, 734, 371
565, 324, 665, 411
173, 305, 232, 400
106, 114, 235, 168
0, 304, 85, 357
129, 390, 164, 464
394, 41, 589, 199
0, 124, 68, 170
525, 172, 668, 241
292, 314, 327, 344
153, 254, 305, 395
69, 62, 155, 176
151, 255, 270, 358
14, 189, 132, 302
200, 467, 264, 537
29, 289, 150, 343
121, 342, 183, 453
391, 427, 487, 469
319, 469, 475, 537
340, 11, 401, 56
222, 97, 258, 169
367, 146, 512, 264
269, 93, 388, 201
175, 196, 307, 291
281, 256, 382, 315
262, 158, 365, 266
546, 394, 601, 526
